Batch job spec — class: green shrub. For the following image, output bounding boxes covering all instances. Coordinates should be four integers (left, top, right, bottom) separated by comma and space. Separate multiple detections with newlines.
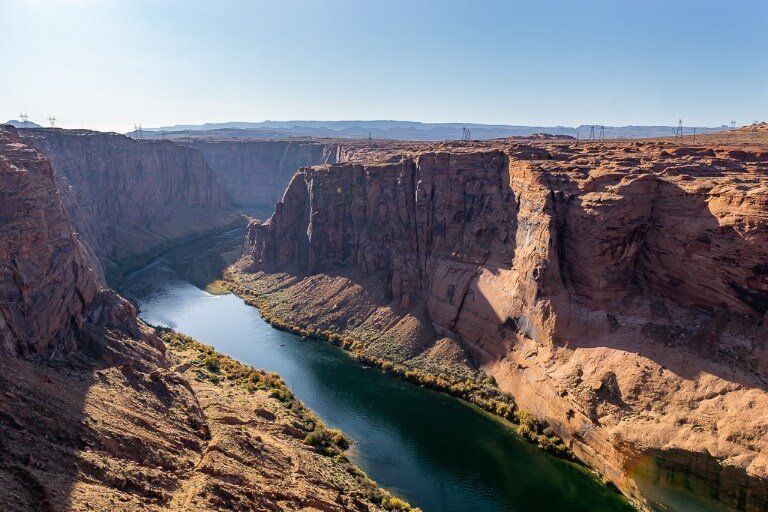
304, 427, 351, 455
269, 387, 294, 403
328, 428, 350, 450
382, 495, 412, 511
201, 354, 220, 373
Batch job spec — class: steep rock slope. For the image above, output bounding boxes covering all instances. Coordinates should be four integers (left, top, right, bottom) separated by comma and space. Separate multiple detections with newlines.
0, 124, 101, 357
0, 126, 400, 512
180, 139, 339, 214
19, 129, 243, 280
235, 139, 768, 511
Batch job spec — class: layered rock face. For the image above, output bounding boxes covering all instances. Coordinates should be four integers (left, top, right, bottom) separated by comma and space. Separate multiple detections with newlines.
0, 125, 102, 357
180, 139, 339, 214
0, 126, 394, 511
242, 139, 768, 510
19, 129, 242, 279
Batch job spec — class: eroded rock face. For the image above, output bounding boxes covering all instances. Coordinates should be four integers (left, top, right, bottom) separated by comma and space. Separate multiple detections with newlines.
181, 139, 339, 213
0, 125, 390, 512
0, 125, 101, 357
19, 129, 242, 279
242, 139, 768, 510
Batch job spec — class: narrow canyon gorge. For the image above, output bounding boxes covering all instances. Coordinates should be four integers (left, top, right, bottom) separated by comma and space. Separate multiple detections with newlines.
2, 120, 767, 512
17, 128, 243, 282
4, 3, 763, 511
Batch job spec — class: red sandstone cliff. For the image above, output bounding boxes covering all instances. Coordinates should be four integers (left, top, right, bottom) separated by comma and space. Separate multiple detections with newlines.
239, 139, 768, 511
0, 124, 103, 357
179, 139, 339, 215
19, 129, 243, 280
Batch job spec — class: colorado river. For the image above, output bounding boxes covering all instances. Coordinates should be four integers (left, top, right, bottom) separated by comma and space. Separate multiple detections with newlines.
121, 247, 634, 512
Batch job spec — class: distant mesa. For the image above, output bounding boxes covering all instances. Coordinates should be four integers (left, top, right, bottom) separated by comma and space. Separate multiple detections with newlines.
5, 119, 42, 129
126, 120, 731, 142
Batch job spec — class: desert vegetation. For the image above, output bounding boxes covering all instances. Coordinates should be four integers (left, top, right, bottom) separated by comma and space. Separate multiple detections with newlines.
158, 328, 421, 511
222, 281, 570, 458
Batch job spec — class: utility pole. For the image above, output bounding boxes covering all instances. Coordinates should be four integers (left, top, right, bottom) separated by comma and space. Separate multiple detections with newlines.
48, 115, 56, 128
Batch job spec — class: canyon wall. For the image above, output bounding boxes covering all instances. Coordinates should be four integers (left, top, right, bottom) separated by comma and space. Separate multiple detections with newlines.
0, 124, 107, 358
241, 140, 768, 511
0, 125, 395, 512
19, 129, 243, 280
0, 122, 166, 358
180, 139, 339, 214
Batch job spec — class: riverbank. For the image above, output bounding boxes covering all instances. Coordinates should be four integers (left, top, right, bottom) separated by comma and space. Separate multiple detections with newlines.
159, 329, 418, 512
223, 261, 749, 512
223, 267, 574, 456
122, 251, 637, 512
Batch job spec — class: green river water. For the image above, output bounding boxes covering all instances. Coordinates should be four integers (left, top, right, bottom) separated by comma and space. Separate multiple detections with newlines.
119, 233, 726, 512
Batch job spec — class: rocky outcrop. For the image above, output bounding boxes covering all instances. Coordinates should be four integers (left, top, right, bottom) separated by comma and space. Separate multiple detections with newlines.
0, 125, 101, 357
239, 138, 768, 511
19, 129, 243, 280
180, 139, 339, 214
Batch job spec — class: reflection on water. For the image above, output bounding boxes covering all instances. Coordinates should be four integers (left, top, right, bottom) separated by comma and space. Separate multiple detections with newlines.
122, 258, 635, 512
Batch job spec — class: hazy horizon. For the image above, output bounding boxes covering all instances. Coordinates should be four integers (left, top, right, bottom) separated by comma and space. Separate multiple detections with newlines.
2, 0, 766, 132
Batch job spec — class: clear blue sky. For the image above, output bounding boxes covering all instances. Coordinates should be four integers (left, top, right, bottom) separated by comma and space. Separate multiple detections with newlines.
2, 0, 766, 132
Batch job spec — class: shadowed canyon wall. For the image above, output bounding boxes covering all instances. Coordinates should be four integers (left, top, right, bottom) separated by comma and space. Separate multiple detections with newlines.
0, 125, 104, 357
19, 129, 243, 281
180, 139, 339, 215
0, 125, 395, 512
241, 140, 768, 511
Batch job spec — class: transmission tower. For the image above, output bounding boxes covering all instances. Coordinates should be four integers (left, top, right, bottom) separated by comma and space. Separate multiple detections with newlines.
599, 125, 606, 140
134, 123, 143, 140
19, 113, 28, 123
730, 121, 736, 131
461, 125, 472, 141
675, 119, 683, 141
48, 115, 56, 128
588, 125, 596, 140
